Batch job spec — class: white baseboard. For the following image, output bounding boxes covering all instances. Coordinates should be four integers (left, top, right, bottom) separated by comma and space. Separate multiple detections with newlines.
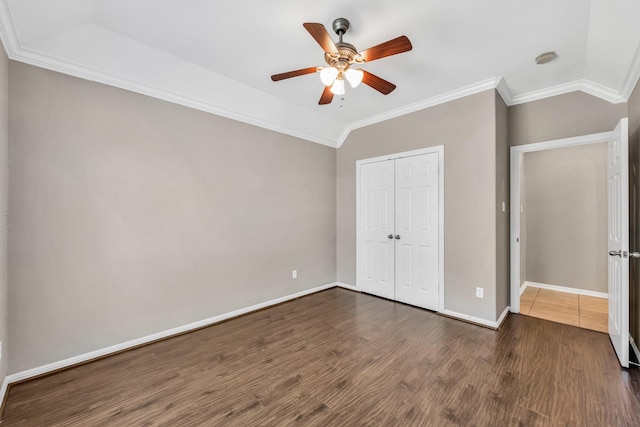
5, 283, 337, 385
520, 282, 528, 295
496, 306, 511, 328
440, 309, 504, 329
631, 336, 640, 366
524, 281, 608, 299
1, 282, 519, 393
336, 282, 360, 292
0, 375, 8, 407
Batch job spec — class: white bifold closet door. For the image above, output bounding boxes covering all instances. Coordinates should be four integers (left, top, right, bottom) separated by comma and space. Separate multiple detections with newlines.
357, 152, 440, 311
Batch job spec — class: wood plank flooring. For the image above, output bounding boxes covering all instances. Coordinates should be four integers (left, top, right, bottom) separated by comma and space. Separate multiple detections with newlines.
520, 287, 608, 332
3, 288, 639, 426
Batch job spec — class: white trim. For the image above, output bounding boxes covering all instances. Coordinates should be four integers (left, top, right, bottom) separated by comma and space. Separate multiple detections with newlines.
336, 78, 502, 148
496, 306, 511, 328
355, 146, 445, 167
513, 132, 611, 154
510, 131, 612, 313
438, 148, 445, 314
355, 146, 445, 314
495, 77, 513, 106
581, 79, 628, 104
520, 281, 528, 296
440, 309, 503, 329
5, 283, 337, 384
631, 336, 640, 366
509, 79, 626, 106
524, 281, 608, 299
336, 282, 360, 292
0, 376, 8, 407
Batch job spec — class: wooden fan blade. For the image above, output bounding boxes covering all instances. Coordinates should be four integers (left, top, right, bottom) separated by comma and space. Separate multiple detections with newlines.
358, 36, 412, 62
271, 67, 319, 81
303, 23, 339, 55
319, 86, 334, 105
362, 70, 396, 95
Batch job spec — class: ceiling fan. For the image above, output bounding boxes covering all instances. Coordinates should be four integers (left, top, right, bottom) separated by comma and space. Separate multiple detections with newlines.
271, 18, 412, 105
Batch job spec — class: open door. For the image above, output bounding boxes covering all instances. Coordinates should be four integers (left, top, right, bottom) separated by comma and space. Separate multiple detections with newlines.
607, 118, 629, 368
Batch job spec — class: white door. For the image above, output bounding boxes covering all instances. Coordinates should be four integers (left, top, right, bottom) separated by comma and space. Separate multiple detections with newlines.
607, 118, 629, 368
357, 151, 441, 310
394, 153, 440, 310
357, 160, 395, 300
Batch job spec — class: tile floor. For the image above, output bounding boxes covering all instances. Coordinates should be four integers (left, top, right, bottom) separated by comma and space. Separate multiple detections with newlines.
520, 286, 608, 333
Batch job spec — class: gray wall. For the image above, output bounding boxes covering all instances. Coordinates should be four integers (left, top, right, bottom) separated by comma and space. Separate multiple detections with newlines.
495, 93, 509, 319
337, 90, 499, 322
0, 45, 8, 386
509, 91, 627, 147
629, 78, 640, 351
8, 62, 337, 374
522, 144, 607, 292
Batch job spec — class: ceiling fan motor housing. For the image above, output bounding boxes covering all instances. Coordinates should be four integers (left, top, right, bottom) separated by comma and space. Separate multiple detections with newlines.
325, 43, 362, 72
332, 18, 350, 36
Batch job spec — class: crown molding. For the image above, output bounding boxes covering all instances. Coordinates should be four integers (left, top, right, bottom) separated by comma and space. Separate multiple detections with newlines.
495, 77, 513, 106
509, 79, 626, 106
580, 79, 627, 104
336, 77, 503, 147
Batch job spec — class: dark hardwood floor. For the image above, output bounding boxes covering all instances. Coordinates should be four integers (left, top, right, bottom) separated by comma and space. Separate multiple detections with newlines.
3, 288, 640, 426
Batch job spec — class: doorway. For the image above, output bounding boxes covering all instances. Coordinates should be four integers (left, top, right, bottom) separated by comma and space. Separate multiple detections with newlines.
517, 142, 608, 332
510, 131, 613, 311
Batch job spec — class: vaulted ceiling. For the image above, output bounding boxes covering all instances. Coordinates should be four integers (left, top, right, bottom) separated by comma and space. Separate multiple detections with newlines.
1, 0, 639, 147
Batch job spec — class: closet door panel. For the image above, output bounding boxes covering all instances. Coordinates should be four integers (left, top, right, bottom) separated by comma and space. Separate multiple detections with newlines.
394, 153, 439, 310
357, 160, 395, 300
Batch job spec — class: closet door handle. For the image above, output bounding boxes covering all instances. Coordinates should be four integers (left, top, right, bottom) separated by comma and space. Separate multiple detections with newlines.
387, 234, 394, 239
609, 250, 621, 257
395, 235, 401, 240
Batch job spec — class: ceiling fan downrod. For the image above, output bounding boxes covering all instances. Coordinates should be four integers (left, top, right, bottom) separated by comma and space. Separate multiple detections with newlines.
332, 17, 350, 43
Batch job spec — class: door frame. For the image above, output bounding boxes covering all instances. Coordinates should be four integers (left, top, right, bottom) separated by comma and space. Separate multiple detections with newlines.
509, 132, 612, 313
356, 145, 445, 313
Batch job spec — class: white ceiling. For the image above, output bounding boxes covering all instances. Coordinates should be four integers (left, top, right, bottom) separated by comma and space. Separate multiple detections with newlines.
1, 0, 640, 147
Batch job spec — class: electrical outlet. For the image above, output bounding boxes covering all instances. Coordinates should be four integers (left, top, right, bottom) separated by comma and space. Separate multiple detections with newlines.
476, 287, 484, 298
292, 270, 297, 279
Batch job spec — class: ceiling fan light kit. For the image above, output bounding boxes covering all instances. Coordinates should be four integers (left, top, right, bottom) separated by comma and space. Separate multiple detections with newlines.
271, 18, 412, 105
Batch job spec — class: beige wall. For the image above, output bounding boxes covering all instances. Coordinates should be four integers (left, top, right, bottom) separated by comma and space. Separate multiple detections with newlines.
0, 45, 8, 386
337, 90, 499, 322
509, 91, 627, 147
8, 62, 337, 374
495, 93, 509, 319
522, 144, 607, 292
629, 78, 640, 350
